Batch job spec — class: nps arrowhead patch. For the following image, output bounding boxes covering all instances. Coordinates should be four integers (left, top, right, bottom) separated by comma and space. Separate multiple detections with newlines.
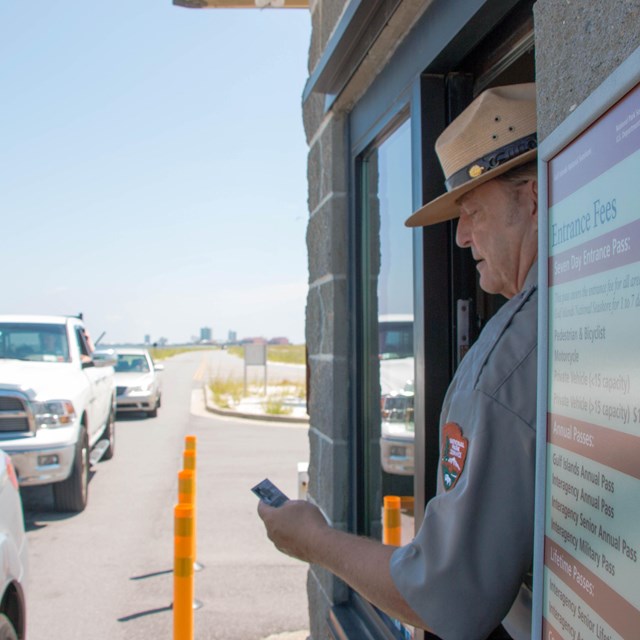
441, 422, 468, 491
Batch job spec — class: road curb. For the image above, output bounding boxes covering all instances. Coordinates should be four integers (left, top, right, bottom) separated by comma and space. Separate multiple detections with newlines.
202, 386, 309, 424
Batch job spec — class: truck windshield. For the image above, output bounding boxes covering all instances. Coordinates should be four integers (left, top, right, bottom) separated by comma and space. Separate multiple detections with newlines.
0, 323, 71, 363
379, 320, 413, 360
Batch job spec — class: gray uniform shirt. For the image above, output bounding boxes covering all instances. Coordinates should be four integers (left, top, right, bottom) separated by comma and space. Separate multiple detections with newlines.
391, 266, 538, 640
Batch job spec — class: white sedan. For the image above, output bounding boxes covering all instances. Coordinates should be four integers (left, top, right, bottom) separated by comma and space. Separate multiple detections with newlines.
378, 315, 415, 476
0, 449, 28, 639
112, 349, 163, 418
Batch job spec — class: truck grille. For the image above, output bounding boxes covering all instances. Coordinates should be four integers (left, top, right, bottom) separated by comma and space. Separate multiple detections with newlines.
0, 391, 34, 434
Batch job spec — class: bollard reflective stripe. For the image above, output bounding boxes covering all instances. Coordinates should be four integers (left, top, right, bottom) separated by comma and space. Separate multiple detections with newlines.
174, 557, 194, 578
178, 470, 195, 505
174, 503, 194, 522
383, 496, 402, 546
183, 449, 196, 472
175, 515, 194, 538
384, 507, 401, 528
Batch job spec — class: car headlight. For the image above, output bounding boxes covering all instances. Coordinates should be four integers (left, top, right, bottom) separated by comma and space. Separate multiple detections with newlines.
128, 382, 153, 395
33, 400, 77, 428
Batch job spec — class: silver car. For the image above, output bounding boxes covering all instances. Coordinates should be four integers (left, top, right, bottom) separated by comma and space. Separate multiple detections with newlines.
112, 349, 163, 418
0, 449, 28, 639
378, 315, 415, 476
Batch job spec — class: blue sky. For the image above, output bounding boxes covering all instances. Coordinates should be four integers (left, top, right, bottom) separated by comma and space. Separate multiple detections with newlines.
0, 2, 310, 344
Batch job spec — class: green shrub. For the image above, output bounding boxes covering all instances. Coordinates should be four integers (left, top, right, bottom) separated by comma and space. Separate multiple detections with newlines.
209, 376, 245, 408
263, 398, 293, 415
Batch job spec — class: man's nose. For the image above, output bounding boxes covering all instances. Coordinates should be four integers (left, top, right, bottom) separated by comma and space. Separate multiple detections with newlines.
455, 214, 471, 248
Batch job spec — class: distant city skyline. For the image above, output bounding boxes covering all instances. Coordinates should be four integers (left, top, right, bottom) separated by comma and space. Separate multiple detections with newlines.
101, 327, 296, 347
1, 3, 310, 345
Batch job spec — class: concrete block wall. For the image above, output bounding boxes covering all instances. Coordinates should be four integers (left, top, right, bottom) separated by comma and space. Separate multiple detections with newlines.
534, 0, 640, 141
304, 2, 352, 638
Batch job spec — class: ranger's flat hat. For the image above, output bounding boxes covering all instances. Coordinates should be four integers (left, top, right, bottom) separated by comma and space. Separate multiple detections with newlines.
405, 83, 537, 227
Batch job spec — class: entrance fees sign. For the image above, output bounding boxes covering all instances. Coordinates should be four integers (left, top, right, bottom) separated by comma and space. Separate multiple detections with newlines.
544, 81, 640, 639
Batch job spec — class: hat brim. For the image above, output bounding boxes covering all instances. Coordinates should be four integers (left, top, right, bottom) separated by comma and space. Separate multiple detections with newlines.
404, 148, 537, 227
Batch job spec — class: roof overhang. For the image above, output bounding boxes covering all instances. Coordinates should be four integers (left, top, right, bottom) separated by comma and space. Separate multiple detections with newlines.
174, 0, 308, 8
302, 0, 403, 103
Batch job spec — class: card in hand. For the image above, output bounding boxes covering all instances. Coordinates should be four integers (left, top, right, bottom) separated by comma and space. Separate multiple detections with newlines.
251, 478, 289, 507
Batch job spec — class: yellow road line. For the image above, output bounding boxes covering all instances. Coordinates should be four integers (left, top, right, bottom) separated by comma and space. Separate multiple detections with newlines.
192, 354, 209, 382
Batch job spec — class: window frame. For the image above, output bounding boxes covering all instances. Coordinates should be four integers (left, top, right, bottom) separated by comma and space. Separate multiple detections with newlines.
352, 106, 413, 540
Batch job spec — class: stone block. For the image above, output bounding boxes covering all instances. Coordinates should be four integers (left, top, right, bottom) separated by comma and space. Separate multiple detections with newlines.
306, 356, 349, 441
534, 0, 640, 140
306, 116, 347, 213
307, 567, 349, 639
303, 92, 327, 145
307, 428, 349, 524
305, 278, 348, 357
306, 196, 349, 282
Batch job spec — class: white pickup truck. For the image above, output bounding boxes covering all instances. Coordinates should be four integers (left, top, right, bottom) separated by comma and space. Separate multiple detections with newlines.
0, 314, 116, 512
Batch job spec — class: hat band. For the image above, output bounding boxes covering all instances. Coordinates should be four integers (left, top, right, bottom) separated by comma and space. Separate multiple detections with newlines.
444, 133, 537, 192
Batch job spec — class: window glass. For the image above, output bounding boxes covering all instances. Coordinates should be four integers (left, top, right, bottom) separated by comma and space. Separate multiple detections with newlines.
115, 353, 151, 373
0, 323, 70, 363
359, 118, 415, 552
76, 328, 91, 358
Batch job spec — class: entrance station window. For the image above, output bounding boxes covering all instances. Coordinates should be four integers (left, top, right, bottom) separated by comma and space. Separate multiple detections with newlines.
356, 117, 415, 638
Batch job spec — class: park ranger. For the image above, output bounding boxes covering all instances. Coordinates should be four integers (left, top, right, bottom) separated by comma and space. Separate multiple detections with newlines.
258, 83, 539, 640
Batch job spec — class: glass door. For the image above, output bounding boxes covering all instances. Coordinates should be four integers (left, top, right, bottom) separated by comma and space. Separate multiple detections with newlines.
356, 115, 416, 638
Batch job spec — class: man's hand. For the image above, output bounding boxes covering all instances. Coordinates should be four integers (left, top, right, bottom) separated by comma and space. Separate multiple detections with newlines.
257, 499, 328, 563
257, 497, 430, 630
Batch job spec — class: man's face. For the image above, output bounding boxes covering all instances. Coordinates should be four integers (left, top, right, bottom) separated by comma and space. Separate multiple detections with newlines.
455, 177, 537, 298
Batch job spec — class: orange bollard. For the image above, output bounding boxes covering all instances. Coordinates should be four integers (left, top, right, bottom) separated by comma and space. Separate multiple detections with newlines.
183, 449, 196, 473
178, 470, 197, 563
383, 496, 402, 546
185, 435, 196, 452
173, 504, 194, 640
178, 469, 195, 506
180, 456, 203, 572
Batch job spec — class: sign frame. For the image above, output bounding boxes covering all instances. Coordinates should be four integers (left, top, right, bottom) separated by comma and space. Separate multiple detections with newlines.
533, 44, 640, 638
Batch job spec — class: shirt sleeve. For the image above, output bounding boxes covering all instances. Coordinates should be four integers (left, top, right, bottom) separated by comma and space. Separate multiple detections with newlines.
390, 388, 536, 640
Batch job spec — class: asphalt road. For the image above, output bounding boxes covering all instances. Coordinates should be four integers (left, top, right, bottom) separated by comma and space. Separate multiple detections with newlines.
20, 350, 310, 640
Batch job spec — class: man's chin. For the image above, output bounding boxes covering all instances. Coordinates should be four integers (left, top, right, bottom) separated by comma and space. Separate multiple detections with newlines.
479, 277, 512, 298
478, 270, 501, 296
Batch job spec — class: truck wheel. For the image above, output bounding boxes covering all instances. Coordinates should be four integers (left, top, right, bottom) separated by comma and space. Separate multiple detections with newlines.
101, 406, 116, 461
53, 428, 89, 512
0, 614, 19, 640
